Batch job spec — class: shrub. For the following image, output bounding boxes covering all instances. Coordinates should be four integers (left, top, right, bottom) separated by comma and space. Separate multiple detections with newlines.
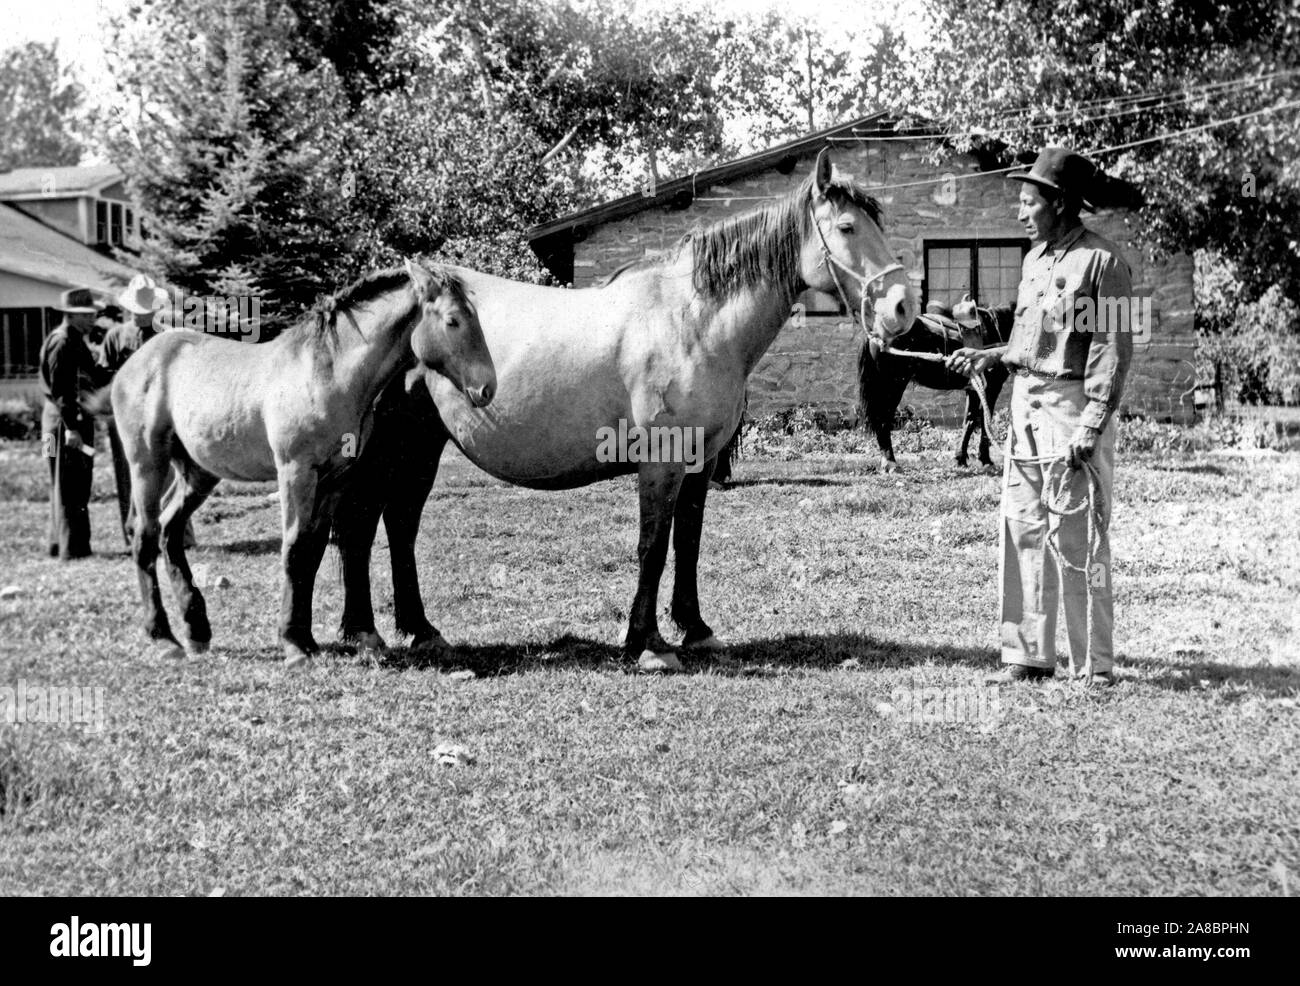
0, 395, 41, 441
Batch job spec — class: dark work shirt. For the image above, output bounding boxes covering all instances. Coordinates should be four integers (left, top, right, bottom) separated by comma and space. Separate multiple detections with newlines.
100, 320, 157, 377
38, 324, 103, 434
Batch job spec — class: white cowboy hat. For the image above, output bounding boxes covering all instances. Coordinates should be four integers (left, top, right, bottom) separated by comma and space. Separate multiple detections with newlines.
118, 273, 170, 315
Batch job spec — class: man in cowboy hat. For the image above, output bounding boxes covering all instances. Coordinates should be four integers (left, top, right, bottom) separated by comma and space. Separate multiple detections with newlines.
100, 274, 195, 548
945, 146, 1134, 688
39, 286, 108, 559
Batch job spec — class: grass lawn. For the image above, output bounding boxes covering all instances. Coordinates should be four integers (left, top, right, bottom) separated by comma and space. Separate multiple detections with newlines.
0, 429, 1297, 895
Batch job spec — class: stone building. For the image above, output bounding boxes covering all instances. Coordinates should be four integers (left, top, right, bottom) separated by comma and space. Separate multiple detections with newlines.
526, 113, 1196, 425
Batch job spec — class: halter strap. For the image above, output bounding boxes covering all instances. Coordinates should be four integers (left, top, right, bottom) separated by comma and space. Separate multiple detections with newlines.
808, 201, 904, 331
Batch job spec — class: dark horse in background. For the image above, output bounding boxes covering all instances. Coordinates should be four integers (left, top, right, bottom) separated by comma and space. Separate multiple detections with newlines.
858, 296, 1013, 472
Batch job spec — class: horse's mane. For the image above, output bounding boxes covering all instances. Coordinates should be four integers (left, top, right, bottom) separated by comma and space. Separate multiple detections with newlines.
597, 170, 883, 299
285, 265, 470, 349
689, 170, 882, 300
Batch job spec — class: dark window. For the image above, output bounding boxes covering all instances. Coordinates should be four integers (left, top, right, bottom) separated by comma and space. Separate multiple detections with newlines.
110, 203, 123, 245
1, 308, 51, 378
95, 200, 108, 243
923, 239, 1029, 311
797, 287, 845, 316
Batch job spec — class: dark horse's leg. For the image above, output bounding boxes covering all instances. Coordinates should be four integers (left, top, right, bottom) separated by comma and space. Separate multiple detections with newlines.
160, 458, 220, 653
858, 343, 909, 473
626, 461, 685, 671
382, 431, 447, 647
958, 388, 980, 467
671, 454, 721, 649
335, 379, 448, 650
277, 461, 334, 668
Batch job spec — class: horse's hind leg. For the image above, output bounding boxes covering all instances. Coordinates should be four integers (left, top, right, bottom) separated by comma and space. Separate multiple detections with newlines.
128, 451, 184, 659
671, 456, 723, 651
277, 462, 332, 668
160, 462, 219, 654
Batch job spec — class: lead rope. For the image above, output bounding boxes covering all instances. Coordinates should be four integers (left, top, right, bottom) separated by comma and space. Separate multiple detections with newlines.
878, 340, 1003, 457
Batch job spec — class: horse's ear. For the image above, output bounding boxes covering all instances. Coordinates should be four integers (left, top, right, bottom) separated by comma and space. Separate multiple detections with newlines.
813, 147, 834, 200
405, 258, 434, 301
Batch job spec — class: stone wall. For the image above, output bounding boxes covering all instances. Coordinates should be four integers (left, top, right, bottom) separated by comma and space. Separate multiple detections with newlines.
573, 141, 1197, 425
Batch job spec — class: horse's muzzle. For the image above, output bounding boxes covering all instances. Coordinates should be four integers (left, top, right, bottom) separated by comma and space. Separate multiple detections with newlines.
467, 381, 494, 408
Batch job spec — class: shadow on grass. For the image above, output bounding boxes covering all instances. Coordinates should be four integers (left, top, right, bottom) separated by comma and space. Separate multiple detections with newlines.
727, 477, 854, 489
377, 631, 999, 677
217, 537, 282, 555
1147, 462, 1226, 476
1120, 654, 1299, 697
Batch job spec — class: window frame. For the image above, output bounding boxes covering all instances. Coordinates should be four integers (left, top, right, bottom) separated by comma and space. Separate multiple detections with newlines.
922, 237, 1030, 312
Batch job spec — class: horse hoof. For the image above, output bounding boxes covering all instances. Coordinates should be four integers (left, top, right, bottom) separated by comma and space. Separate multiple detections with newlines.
150, 640, 186, 661
346, 631, 387, 652
410, 631, 449, 653
637, 650, 683, 673
185, 639, 210, 655
881, 460, 900, 474
682, 634, 726, 652
283, 645, 314, 669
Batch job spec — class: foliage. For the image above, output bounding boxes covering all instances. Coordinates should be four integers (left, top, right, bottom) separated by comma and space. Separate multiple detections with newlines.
0, 41, 85, 172
0, 396, 40, 441
914, 0, 1300, 303
99, 0, 357, 333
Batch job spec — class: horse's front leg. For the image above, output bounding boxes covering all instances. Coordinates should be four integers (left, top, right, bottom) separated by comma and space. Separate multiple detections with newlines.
671, 455, 724, 651
383, 462, 444, 648
626, 461, 684, 672
873, 417, 900, 473
334, 473, 387, 651
277, 461, 331, 668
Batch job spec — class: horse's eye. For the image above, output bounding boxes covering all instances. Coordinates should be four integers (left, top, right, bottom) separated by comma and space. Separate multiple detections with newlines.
837, 223, 855, 234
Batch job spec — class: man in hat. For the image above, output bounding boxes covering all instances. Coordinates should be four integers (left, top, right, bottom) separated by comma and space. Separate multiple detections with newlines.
39, 287, 107, 559
945, 146, 1134, 688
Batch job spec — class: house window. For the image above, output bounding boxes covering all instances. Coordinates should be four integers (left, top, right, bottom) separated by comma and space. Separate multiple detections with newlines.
109, 203, 123, 245
1, 308, 49, 379
96, 201, 108, 243
923, 239, 1028, 311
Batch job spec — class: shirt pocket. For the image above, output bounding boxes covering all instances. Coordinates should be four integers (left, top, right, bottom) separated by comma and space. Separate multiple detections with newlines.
1046, 275, 1085, 335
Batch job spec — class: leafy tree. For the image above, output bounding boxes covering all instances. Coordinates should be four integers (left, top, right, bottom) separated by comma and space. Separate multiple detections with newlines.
912, 0, 1300, 302
100, 0, 356, 333
0, 41, 85, 172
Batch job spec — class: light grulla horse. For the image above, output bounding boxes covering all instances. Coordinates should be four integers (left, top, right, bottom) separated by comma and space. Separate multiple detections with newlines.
335, 150, 919, 670
110, 261, 495, 667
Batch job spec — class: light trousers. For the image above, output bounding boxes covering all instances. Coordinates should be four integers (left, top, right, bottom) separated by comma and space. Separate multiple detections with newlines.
999, 373, 1116, 674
